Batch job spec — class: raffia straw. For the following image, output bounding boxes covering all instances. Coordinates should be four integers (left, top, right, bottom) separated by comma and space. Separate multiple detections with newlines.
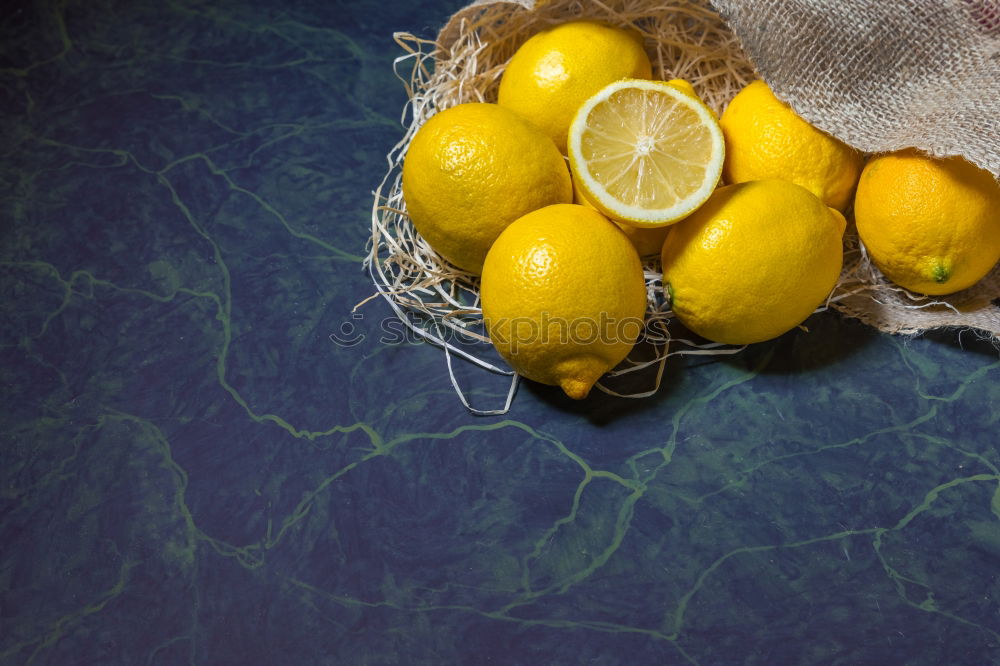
366, 0, 996, 415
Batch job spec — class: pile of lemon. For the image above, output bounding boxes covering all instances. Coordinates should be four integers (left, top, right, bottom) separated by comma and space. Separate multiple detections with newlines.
401, 20, 1000, 400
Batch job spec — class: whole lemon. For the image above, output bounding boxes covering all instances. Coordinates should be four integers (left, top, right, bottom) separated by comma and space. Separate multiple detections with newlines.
854, 149, 1000, 295
401, 102, 572, 274
661, 180, 846, 345
719, 80, 864, 211
498, 20, 652, 153
481, 204, 648, 399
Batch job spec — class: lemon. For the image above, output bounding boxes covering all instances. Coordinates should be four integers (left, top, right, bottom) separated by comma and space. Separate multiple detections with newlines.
661, 180, 846, 345
481, 204, 648, 399
568, 79, 725, 227
498, 20, 652, 153
569, 79, 702, 257
572, 178, 669, 257
659, 78, 702, 104
854, 149, 1000, 295
719, 80, 864, 211
401, 102, 572, 274
615, 221, 671, 259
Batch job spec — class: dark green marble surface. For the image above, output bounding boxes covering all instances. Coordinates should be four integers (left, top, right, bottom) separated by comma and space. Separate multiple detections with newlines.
2, 1, 999, 664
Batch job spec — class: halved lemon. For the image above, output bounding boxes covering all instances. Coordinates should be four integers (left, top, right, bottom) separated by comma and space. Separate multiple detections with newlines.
568, 79, 725, 227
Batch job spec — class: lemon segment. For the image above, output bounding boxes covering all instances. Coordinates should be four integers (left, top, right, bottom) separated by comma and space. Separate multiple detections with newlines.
568, 79, 725, 228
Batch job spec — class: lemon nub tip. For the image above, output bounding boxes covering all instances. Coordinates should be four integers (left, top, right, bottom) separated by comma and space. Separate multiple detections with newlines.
931, 263, 951, 284
931, 263, 950, 284
559, 376, 595, 400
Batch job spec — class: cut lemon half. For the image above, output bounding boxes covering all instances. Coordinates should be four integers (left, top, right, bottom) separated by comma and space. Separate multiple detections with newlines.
568, 79, 725, 227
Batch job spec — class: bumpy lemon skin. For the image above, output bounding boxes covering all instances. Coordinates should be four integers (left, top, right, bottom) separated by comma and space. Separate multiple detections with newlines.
719, 80, 864, 211
854, 149, 1000, 295
661, 180, 846, 345
401, 103, 572, 275
498, 20, 652, 153
481, 204, 648, 399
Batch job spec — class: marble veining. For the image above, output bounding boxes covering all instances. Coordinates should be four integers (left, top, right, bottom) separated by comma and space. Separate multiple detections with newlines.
1, 1, 998, 664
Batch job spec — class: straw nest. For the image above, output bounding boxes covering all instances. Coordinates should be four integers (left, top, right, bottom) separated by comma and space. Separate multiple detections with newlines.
367, 0, 1000, 414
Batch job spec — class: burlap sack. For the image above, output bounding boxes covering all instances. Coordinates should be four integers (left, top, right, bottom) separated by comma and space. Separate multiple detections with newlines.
713, 0, 1000, 177
430, 0, 1000, 340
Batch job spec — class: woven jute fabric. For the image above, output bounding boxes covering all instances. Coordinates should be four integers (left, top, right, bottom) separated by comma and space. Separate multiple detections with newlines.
428, 0, 1000, 340
712, 0, 1000, 178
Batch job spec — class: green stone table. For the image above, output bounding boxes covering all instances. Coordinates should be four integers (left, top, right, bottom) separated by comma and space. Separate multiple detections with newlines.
2, 1, 998, 664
